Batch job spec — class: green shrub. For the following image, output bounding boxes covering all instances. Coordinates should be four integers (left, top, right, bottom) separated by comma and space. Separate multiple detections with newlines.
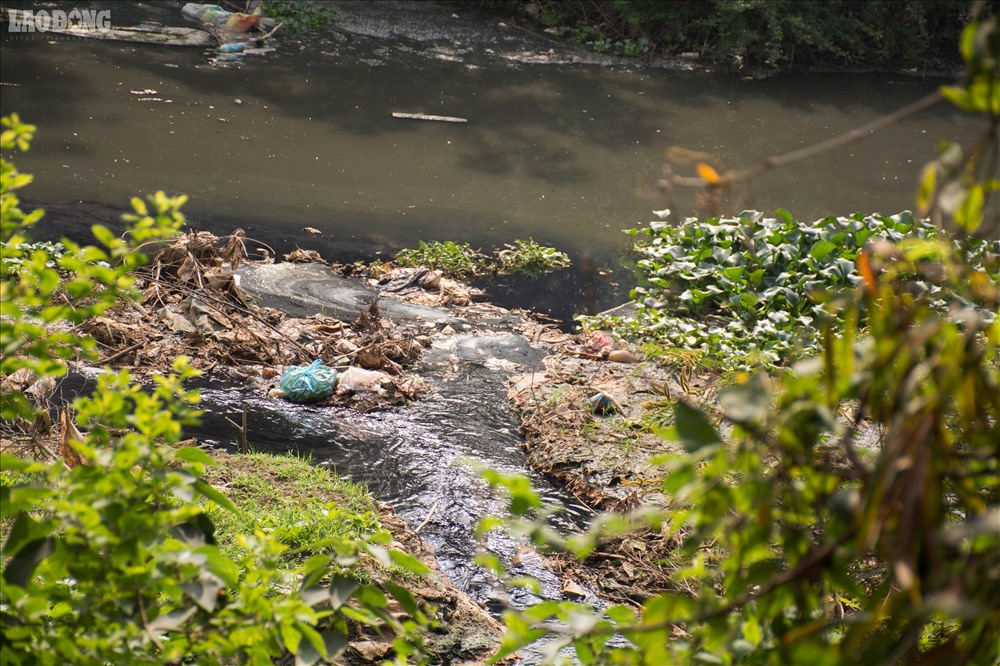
483, 233, 1000, 664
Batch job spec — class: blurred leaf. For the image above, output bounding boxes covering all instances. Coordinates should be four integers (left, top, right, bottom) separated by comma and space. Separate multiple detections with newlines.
955, 184, 984, 232
674, 400, 722, 452
941, 85, 976, 112
719, 374, 771, 426
174, 446, 215, 467
193, 479, 236, 513
328, 575, 359, 611
916, 163, 938, 214
388, 549, 431, 575
385, 582, 419, 618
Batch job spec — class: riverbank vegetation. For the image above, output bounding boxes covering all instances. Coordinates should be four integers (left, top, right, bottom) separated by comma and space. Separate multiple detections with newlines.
493, 0, 988, 70
262, 0, 337, 32
2, 3, 998, 664
395, 238, 570, 280
583, 210, 998, 373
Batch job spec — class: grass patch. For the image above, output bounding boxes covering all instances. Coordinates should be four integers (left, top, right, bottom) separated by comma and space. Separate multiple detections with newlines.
201, 451, 382, 564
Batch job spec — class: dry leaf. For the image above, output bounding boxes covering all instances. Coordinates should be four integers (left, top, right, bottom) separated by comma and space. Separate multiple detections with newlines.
60, 408, 87, 468
220, 228, 247, 270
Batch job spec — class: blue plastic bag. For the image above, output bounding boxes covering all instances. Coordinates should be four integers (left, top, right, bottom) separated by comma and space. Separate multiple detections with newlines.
279, 359, 338, 404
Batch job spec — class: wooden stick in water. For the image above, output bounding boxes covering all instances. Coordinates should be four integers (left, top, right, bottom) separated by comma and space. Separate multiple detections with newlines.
392, 112, 468, 124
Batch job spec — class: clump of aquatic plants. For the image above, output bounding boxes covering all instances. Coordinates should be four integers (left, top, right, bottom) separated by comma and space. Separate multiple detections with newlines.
583, 210, 998, 370
261, 0, 336, 32
395, 238, 570, 279
495, 238, 572, 278
0, 240, 68, 280
395, 241, 482, 278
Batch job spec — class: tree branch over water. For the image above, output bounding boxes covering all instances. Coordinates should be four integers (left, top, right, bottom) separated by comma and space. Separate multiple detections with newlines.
668, 90, 945, 190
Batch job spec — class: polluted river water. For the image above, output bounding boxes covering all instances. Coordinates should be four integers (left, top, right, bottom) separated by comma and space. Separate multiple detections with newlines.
1, 1, 978, 311
0, 0, 982, 628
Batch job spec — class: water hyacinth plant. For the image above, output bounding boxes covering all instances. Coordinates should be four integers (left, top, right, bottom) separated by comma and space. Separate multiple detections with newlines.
584, 210, 998, 370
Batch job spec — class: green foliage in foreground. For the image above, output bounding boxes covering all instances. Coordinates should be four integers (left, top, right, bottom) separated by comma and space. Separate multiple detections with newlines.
584, 210, 999, 371
0, 116, 433, 664
481, 236, 1000, 664
395, 238, 571, 279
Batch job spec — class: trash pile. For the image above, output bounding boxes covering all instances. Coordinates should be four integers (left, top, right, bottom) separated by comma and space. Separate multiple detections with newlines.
506, 325, 712, 610
1, 4, 281, 52
181, 3, 281, 55
81, 229, 428, 411
336, 265, 485, 308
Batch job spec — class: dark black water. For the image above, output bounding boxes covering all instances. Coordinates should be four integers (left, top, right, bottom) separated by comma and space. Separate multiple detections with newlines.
188, 352, 587, 607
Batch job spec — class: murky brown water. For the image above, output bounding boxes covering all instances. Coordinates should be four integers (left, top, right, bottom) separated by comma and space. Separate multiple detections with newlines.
1, 6, 976, 273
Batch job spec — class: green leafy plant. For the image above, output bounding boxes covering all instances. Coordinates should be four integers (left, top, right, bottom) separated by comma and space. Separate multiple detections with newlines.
395, 238, 570, 279
583, 210, 998, 371
261, 0, 336, 32
619, 37, 650, 58
395, 240, 482, 278
495, 238, 571, 278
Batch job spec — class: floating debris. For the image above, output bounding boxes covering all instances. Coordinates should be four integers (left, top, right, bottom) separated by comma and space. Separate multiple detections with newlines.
392, 112, 468, 123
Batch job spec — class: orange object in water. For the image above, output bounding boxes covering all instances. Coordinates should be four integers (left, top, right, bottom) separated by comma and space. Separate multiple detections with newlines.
696, 162, 722, 184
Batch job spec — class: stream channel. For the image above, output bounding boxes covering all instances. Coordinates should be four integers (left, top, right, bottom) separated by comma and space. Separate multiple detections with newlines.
0, 0, 983, 629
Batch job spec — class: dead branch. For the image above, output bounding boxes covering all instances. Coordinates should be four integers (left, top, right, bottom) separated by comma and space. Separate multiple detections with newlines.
670, 91, 944, 189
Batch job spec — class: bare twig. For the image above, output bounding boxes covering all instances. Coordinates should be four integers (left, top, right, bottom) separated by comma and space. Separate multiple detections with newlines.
413, 499, 440, 534
671, 91, 944, 189
100, 342, 144, 365
224, 401, 249, 454
392, 112, 468, 123
137, 593, 165, 650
